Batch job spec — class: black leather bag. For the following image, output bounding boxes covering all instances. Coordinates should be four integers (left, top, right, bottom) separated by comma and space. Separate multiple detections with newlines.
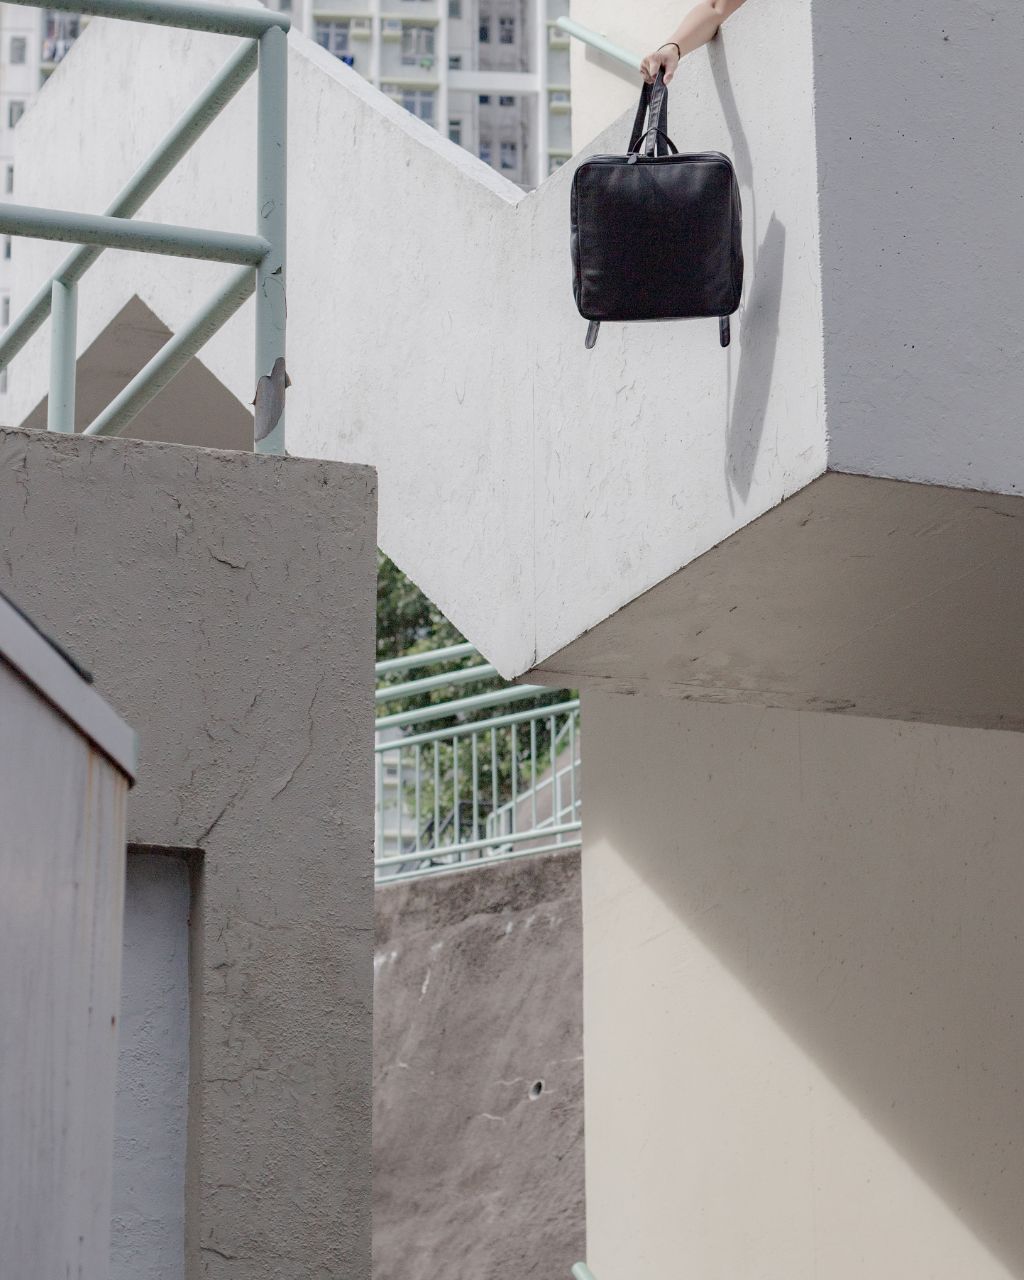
570, 71, 743, 350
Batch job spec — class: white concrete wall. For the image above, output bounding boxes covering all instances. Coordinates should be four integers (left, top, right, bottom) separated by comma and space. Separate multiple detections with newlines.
813, 0, 1024, 494
111, 852, 190, 1280
9, 8, 826, 677
583, 690, 1024, 1280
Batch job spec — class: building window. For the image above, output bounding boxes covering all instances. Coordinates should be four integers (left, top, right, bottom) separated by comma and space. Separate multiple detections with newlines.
8, 101, 25, 129
314, 20, 350, 57
2, 296, 9, 326
43, 11, 80, 64
3, 238, 11, 261
498, 15, 515, 44
448, 120, 462, 145
478, 94, 491, 105
10, 36, 26, 64
500, 140, 517, 170
401, 23, 435, 66
478, 19, 490, 42
401, 89, 435, 126
499, 95, 514, 107
479, 142, 492, 165
448, 0, 461, 13
448, 54, 461, 69
4, 165, 12, 195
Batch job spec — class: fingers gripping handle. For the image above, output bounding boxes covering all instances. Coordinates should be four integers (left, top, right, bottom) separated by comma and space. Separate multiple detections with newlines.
628, 69, 669, 153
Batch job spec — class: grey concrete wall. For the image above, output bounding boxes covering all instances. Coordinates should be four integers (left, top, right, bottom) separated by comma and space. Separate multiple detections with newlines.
583, 690, 1024, 1280
0, 427, 377, 1280
112, 851, 192, 1280
374, 852, 584, 1280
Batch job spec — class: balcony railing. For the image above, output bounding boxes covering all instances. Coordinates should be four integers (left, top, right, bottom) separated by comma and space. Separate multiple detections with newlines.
0, 0, 289, 453
375, 643, 581, 883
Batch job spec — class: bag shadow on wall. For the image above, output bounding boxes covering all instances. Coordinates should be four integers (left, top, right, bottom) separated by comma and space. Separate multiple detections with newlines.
725, 214, 786, 505
706, 37, 787, 507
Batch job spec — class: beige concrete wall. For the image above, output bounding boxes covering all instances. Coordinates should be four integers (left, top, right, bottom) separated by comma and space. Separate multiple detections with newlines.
583, 691, 1024, 1280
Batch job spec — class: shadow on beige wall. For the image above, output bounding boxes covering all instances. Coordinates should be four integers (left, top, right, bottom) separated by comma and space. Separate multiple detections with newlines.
585, 693, 1024, 1277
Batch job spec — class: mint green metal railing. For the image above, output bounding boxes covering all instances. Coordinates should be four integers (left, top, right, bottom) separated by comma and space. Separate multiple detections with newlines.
375, 644, 582, 882
0, 0, 288, 452
555, 17, 642, 71
572, 1265, 598, 1280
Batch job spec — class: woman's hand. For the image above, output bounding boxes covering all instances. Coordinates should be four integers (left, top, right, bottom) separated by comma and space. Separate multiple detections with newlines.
641, 43, 681, 85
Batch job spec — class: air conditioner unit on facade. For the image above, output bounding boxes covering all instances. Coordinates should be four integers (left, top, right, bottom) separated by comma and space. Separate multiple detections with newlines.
381, 18, 402, 38
351, 17, 371, 36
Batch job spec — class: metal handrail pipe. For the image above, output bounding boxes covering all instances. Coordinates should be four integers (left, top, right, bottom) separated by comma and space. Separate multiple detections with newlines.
84, 264, 255, 437
375, 642, 480, 675
375, 699, 580, 750
555, 17, 642, 71
378, 837, 582, 884
0, 41, 258, 374
374, 822, 583, 869
38, 0, 289, 38
375, 683, 554, 732
571, 1266, 597, 1280
0, 204, 269, 265
376, 663, 499, 704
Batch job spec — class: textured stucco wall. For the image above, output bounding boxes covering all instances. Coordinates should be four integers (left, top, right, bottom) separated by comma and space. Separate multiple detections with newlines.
374, 852, 584, 1280
0, 427, 377, 1280
112, 851, 191, 1280
9, 10, 826, 677
583, 690, 1024, 1280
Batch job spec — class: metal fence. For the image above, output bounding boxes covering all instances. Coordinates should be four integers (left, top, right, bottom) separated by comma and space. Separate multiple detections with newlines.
375, 643, 581, 882
0, 0, 288, 453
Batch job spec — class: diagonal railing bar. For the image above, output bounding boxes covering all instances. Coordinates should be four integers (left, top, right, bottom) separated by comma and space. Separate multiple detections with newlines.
0, 0, 288, 453
0, 40, 258, 375
0, 204, 270, 265
555, 17, 642, 71
43, 0, 288, 38
84, 264, 255, 437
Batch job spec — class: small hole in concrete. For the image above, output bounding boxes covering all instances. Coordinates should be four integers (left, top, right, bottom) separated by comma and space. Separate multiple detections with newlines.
530, 1081, 544, 1100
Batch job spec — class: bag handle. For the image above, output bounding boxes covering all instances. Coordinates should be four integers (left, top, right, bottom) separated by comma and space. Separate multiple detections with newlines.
628, 69, 670, 153
629, 127, 679, 157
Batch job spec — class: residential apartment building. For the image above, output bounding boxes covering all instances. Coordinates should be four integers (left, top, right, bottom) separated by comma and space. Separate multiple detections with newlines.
296, 0, 572, 186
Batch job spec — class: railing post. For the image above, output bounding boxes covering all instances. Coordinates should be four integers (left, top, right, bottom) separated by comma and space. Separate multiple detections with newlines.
255, 23, 287, 455
47, 278, 77, 433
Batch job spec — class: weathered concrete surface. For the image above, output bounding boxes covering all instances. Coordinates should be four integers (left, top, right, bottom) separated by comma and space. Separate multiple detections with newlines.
112, 850, 192, 1280
0, 427, 376, 1280
534, 471, 1024, 732
374, 852, 584, 1280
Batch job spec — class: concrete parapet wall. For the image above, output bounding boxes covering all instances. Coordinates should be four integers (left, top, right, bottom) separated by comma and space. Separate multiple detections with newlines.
9, 10, 826, 677
0, 427, 377, 1280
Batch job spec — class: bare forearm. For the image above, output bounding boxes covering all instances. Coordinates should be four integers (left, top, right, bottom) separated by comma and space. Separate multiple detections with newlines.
641, 0, 747, 84
669, 0, 745, 58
